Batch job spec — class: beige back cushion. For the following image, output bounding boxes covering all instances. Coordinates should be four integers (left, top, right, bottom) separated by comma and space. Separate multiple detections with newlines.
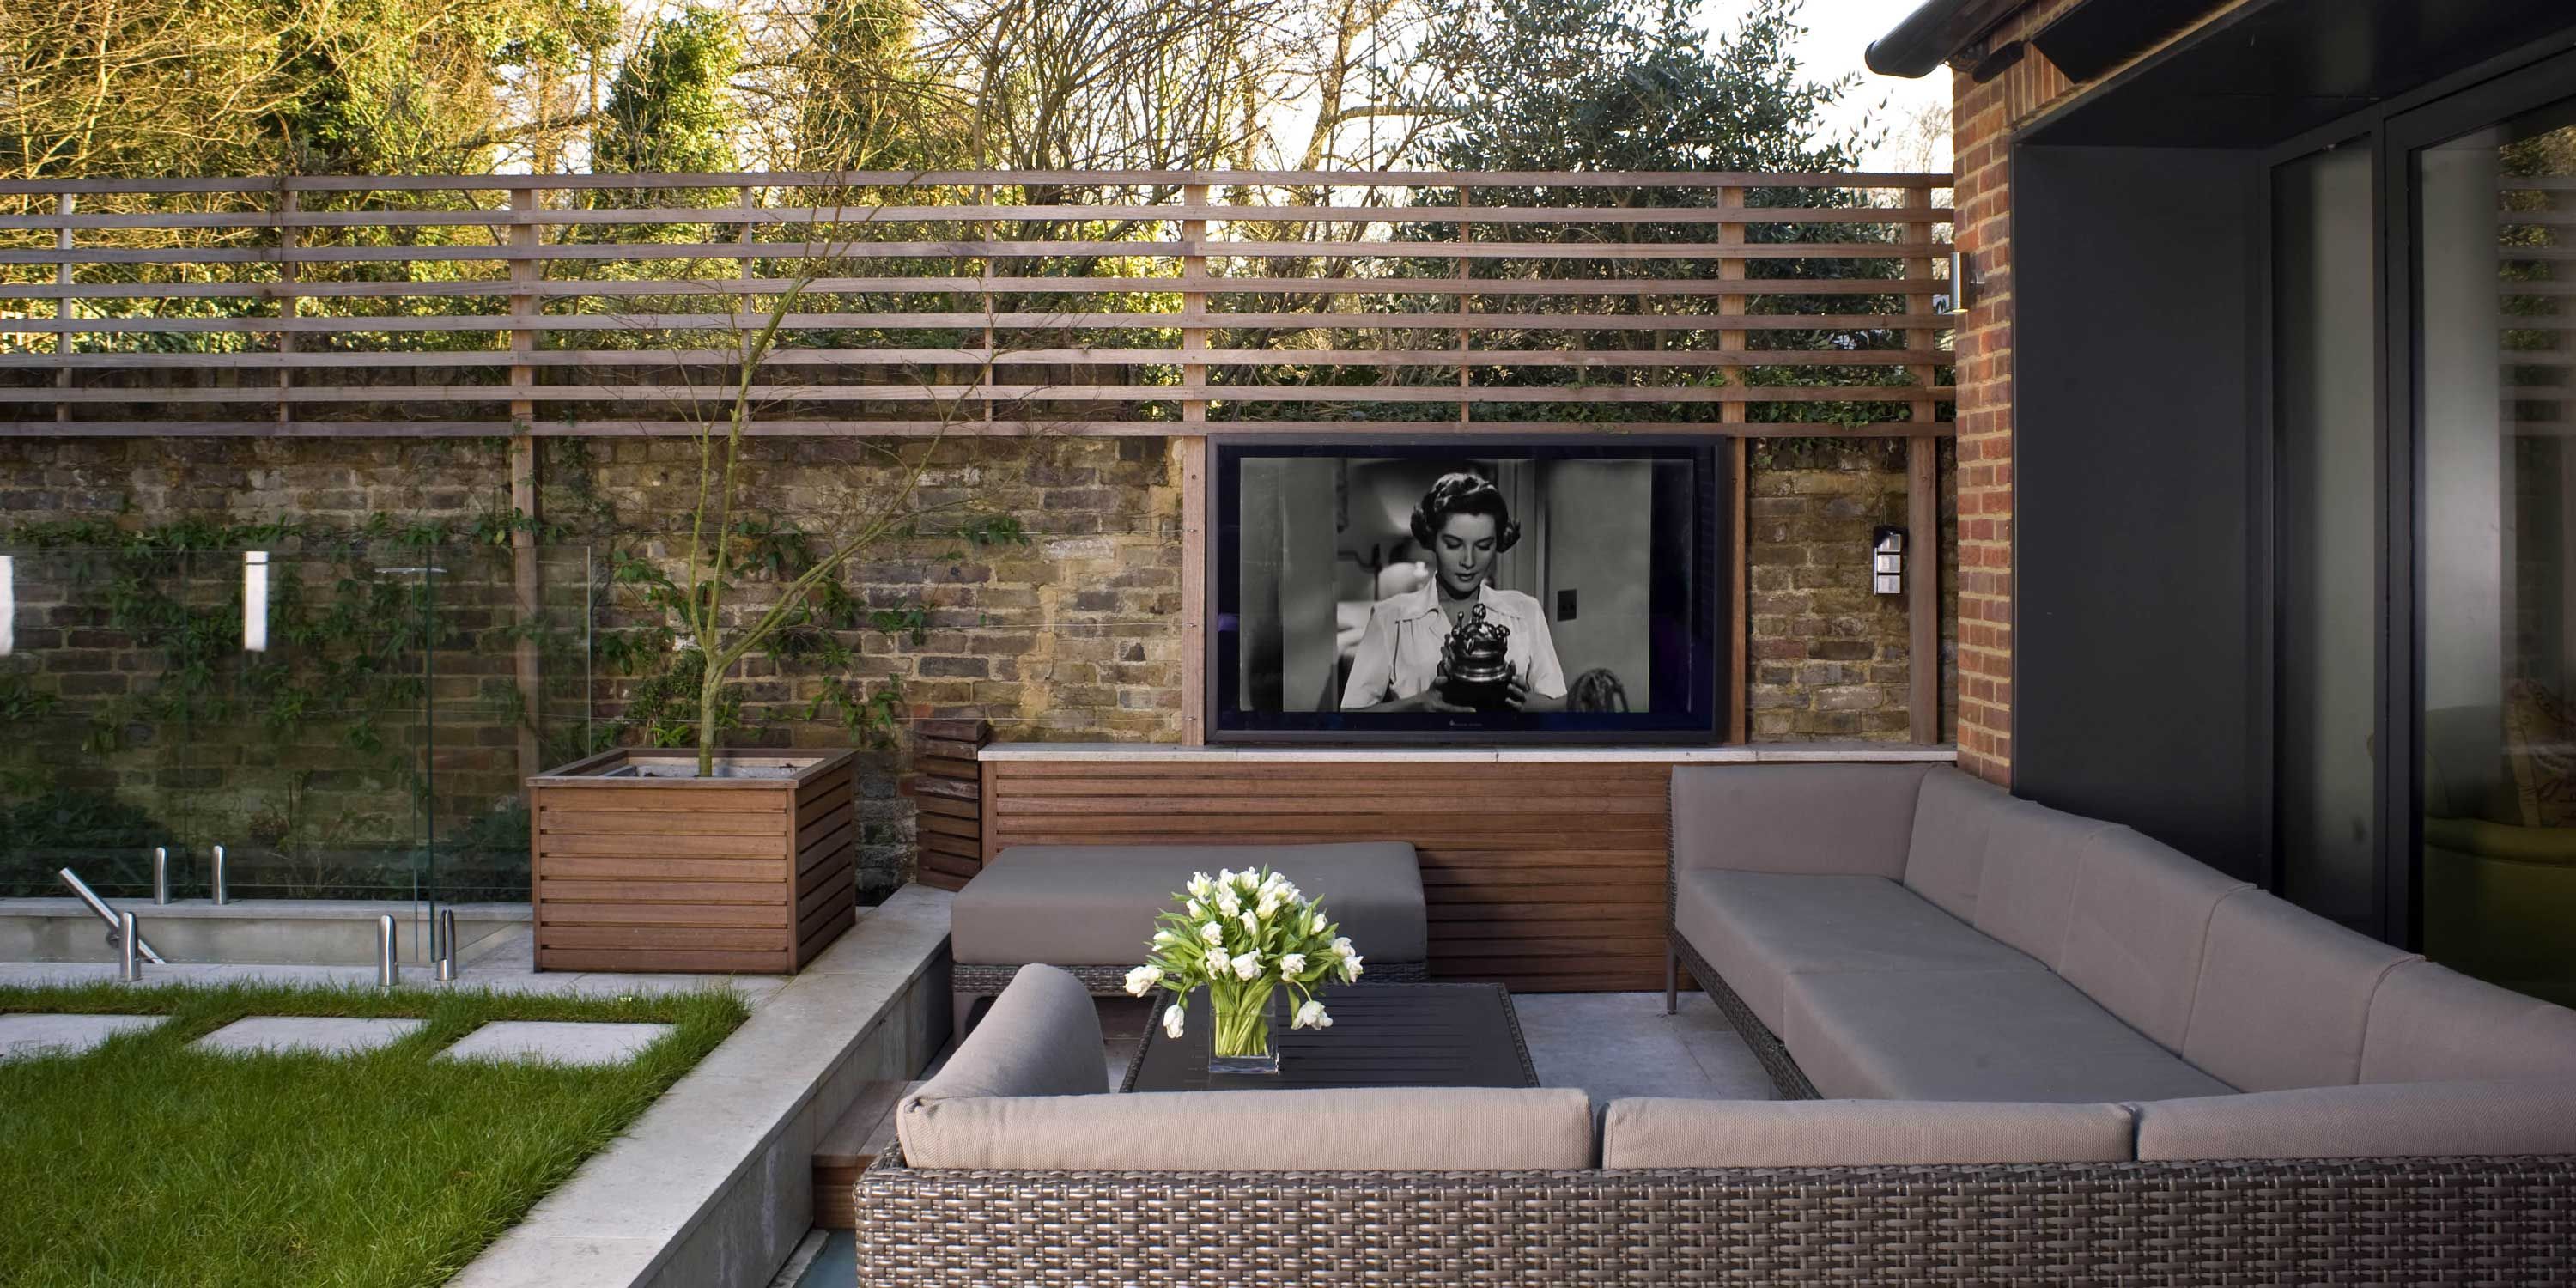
901, 1087, 1596, 1170
1970, 799, 2123, 969
2055, 828, 2252, 1051
2134, 1080, 2576, 1161
2360, 960, 2576, 1084
1601, 1097, 2136, 1168
1902, 767, 2014, 922
2180, 891, 2418, 1091
897, 963, 1105, 1165
1670, 762, 1934, 878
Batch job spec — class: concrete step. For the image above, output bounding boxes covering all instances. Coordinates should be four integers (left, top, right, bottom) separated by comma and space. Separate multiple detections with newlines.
811, 1079, 908, 1230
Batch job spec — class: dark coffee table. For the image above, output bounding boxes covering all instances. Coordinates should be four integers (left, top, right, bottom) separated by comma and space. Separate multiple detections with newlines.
1120, 981, 1538, 1091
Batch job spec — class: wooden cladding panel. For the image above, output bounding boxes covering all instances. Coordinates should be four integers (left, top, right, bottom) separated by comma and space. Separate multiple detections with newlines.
982, 759, 1673, 993
529, 750, 858, 973
906, 720, 990, 891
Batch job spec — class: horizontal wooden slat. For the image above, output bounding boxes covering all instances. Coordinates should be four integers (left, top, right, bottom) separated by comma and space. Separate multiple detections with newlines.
536, 901, 786, 928
0, 276, 1952, 302
0, 238, 1953, 268
8, 418, 1954, 440
537, 854, 788, 882
538, 877, 786, 905
536, 946, 793, 973
0, 203, 1953, 231
539, 923, 787, 951
538, 809, 787, 837
0, 167, 1950, 196
540, 831, 787, 859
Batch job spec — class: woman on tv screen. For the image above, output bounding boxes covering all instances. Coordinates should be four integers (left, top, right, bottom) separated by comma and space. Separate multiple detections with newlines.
1340, 471, 1568, 714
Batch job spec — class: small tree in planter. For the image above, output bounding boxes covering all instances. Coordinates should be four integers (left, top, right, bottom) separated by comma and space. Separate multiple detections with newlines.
527, 179, 1048, 974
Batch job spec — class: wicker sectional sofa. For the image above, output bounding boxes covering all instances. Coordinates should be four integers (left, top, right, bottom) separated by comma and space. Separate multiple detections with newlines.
855, 768, 2576, 1285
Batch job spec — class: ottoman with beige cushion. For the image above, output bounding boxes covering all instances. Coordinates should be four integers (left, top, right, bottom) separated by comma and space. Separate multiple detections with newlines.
947, 841, 1429, 1026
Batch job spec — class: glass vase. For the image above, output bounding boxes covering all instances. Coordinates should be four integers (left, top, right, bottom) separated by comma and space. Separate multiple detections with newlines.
1207, 983, 1281, 1076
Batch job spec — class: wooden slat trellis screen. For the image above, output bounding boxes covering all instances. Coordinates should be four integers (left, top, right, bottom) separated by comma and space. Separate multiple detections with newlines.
0, 169, 1953, 438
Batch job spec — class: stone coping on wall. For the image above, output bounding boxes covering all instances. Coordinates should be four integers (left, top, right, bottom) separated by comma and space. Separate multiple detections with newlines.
979, 741, 1959, 764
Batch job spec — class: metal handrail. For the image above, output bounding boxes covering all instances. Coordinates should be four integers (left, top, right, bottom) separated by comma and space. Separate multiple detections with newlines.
56, 867, 167, 964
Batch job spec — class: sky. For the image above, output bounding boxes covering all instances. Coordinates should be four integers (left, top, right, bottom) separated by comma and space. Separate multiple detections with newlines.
1750, 0, 1953, 173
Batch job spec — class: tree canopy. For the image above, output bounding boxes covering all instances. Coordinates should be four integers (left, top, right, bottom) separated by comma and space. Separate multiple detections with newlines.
0, 0, 1872, 181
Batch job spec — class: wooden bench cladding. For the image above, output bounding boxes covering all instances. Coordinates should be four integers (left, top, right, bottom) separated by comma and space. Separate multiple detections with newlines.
981, 757, 1675, 992
903, 719, 990, 891
528, 748, 859, 973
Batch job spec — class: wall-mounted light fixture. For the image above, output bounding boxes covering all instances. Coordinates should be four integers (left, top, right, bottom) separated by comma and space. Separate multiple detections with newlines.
242, 550, 270, 652
1873, 526, 1906, 596
0, 554, 14, 657
1948, 250, 1972, 314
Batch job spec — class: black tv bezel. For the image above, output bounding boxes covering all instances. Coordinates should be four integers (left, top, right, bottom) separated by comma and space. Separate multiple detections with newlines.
1206, 433, 1728, 746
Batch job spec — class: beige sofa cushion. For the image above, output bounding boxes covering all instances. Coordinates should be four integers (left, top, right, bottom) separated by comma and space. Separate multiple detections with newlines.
1601, 1097, 2136, 1168
2055, 827, 2252, 1050
2181, 891, 2419, 1091
1784, 967, 2234, 1103
2360, 960, 2576, 1084
1903, 766, 2015, 921
951, 841, 1426, 965
900, 1087, 1596, 1170
1969, 799, 2122, 968
1674, 869, 2044, 1034
1670, 762, 1934, 878
2134, 1080, 2576, 1161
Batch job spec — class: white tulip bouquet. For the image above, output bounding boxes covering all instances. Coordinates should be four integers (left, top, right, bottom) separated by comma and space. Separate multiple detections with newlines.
1124, 866, 1364, 1067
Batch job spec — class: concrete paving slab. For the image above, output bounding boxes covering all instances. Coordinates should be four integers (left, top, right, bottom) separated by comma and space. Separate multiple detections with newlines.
440, 1020, 675, 1067
1506, 991, 1777, 1105
194, 1015, 424, 1056
0, 1012, 165, 1061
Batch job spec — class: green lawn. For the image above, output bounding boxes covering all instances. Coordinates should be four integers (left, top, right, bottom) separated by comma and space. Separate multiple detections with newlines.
0, 980, 750, 1288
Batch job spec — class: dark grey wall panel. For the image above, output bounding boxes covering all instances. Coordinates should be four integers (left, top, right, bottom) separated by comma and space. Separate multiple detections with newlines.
2014, 145, 2267, 881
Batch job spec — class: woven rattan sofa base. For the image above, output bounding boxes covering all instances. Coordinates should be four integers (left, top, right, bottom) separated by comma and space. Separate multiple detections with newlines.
953, 958, 1430, 999
1669, 930, 1820, 1100
855, 1145, 2576, 1286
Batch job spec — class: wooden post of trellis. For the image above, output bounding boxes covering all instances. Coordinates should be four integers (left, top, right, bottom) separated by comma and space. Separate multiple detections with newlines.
53, 194, 72, 423
1904, 183, 1940, 746
1720, 185, 1748, 743
276, 185, 297, 427
509, 185, 543, 786
1179, 182, 1210, 745
1456, 185, 1472, 426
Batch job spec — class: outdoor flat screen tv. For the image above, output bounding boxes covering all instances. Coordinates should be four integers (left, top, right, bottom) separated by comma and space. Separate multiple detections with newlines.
1210, 435, 1726, 744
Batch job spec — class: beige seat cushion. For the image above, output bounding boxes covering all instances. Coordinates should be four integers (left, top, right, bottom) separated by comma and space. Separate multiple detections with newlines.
1670, 762, 1935, 878
1903, 766, 2018, 921
1784, 967, 2234, 1103
2055, 827, 2252, 1051
1968, 798, 2123, 967
1601, 1097, 2136, 1168
1673, 869, 2044, 1034
2360, 960, 2576, 1084
2180, 890, 2419, 1091
951, 841, 1426, 966
2134, 1080, 2576, 1161
900, 1087, 1595, 1170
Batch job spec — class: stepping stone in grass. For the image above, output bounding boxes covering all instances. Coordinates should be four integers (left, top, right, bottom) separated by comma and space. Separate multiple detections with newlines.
195, 1016, 425, 1057
437, 1021, 675, 1068
0, 1013, 166, 1061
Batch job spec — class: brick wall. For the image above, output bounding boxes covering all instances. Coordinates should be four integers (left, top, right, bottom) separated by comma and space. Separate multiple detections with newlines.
1746, 443, 1958, 741
2, 432, 1939, 888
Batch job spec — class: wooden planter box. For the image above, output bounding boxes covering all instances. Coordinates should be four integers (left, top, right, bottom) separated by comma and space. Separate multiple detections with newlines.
526, 749, 859, 974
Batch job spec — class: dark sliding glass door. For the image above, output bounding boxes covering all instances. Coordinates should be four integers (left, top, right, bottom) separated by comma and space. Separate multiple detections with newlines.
2407, 88, 2576, 1007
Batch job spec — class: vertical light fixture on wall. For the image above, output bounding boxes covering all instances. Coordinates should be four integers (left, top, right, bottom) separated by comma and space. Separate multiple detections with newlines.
0, 554, 14, 656
243, 550, 270, 652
